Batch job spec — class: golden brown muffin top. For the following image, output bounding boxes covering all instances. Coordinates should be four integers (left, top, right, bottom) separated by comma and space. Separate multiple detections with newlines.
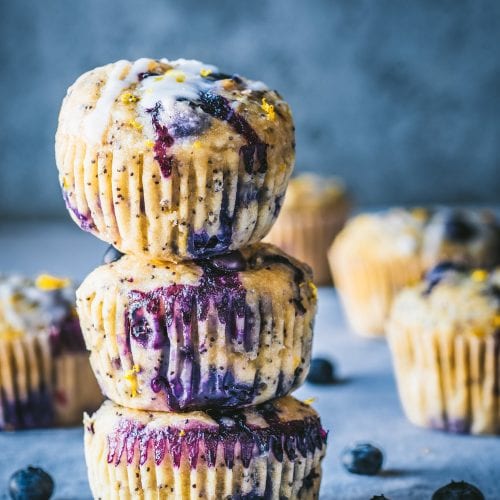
389, 264, 500, 339
280, 174, 348, 211
332, 208, 429, 259
86, 395, 320, 430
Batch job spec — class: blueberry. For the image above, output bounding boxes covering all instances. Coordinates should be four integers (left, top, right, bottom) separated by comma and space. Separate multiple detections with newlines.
9, 466, 54, 500
102, 245, 124, 264
432, 480, 484, 500
371, 496, 390, 500
209, 251, 247, 272
424, 261, 466, 294
444, 212, 477, 242
341, 443, 383, 475
306, 357, 336, 385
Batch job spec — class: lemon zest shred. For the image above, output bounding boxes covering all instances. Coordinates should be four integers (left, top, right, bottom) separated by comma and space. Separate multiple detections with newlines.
35, 274, 71, 291
179, 429, 186, 437
471, 269, 488, 282
120, 92, 140, 104
128, 120, 143, 131
144, 139, 155, 149
303, 397, 316, 405
200, 68, 212, 77
124, 364, 141, 397
261, 97, 276, 121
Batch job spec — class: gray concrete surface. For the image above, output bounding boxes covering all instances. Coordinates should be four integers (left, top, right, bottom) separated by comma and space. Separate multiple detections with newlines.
1, 0, 500, 219
0, 221, 499, 499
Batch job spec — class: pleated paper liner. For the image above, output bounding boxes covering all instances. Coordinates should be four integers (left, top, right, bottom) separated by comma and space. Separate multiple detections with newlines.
84, 396, 327, 500
388, 325, 499, 434
0, 332, 102, 430
76, 246, 316, 412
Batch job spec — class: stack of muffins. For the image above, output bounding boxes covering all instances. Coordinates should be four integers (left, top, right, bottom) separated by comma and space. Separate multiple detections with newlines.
55, 58, 327, 498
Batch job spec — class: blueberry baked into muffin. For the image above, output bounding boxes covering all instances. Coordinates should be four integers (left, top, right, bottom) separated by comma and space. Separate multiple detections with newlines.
56, 58, 295, 261
0, 274, 102, 429
77, 244, 316, 412
422, 208, 500, 269
387, 263, 500, 434
264, 174, 350, 286
84, 396, 327, 500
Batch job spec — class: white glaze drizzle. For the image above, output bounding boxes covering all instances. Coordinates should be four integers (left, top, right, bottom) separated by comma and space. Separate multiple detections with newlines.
83, 58, 150, 144
83, 58, 270, 144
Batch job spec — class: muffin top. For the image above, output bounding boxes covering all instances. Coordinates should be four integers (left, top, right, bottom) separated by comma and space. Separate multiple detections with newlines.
333, 208, 429, 258
333, 207, 500, 267
422, 209, 500, 269
389, 263, 500, 339
56, 58, 294, 178
78, 243, 316, 322
280, 174, 348, 211
0, 274, 84, 352
85, 396, 326, 467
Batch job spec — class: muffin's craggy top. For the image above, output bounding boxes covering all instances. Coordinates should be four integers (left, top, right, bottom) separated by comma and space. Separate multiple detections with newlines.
334, 208, 500, 266
56, 58, 294, 179
334, 209, 428, 259
85, 396, 327, 469
389, 265, 500, 339
281, 174, 348, 211
0, 274, 84, 354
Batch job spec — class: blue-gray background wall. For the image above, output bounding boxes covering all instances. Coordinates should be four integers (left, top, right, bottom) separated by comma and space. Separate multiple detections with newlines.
1, 0, 499, 219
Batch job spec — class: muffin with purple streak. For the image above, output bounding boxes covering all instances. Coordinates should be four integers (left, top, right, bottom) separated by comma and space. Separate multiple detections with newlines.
0, 274, 102, 430
56, 58, 295, 261
76, 243, 316, 412
387, 263, 500, 434
84, 396, 326, 499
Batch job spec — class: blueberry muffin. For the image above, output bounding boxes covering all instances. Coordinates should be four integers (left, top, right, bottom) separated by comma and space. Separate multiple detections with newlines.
0, 274, 102, 430
56, 58, 295, 261
328, 209, 427, 336
329, 208, 499, 336
76, 244, 316, 412
422, 209, 500, 269
387, 263, 500, 434
84, 396, 327, 499
264, 174, 350, 286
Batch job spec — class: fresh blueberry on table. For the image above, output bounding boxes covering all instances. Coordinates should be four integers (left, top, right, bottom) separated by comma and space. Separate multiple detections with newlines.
102, 245, 124, 264
8, 466, 54, 500
341, 443, 384, 475
306, 357, 336, 384
432, 480, 484, 500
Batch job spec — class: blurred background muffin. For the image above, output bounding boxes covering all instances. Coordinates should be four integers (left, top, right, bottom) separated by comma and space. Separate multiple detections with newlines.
387, 263, 500, 434
0, 274, 102, 430
328, 208, 427, 336
264, 174, 350, 285
330, 207, 500, 337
